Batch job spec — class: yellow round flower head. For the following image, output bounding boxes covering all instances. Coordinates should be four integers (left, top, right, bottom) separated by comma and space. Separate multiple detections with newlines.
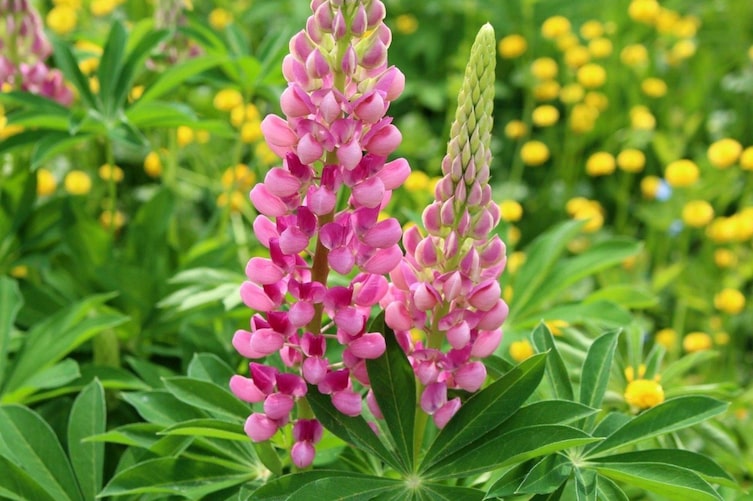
241, 121, 263, 143
564, 46, 590, 68
144, 151, 162, 178
532, 105, 559, 127
395, 14, 418, 35
620, 44, 649, 67
664, 159, 699, 187
585, 152, 616, 176
617, 149, 646, 173
671, 40, 696, 62
707, 138, 742, 169
98, 164, 124, 183
255, 142, 279, 166
91, 0, 121, 17
569, 104, 598, 133
588, 38, 613, 58
556, 33, 579, 52
498, 34, 527, 59
209, 8, 233, 30
630, 105, 656, 130
641, 77, 667, 98
682, 200, 714, 228
713, 248, 736, 268
628, 0, 660, 24
217, 191, 246, 212
544, 319, 569, 336
36, 169, 57, 196
640, 175, 661, 199
580, 20, 604, 39
404, 170, 430, 193
509, 340, 534, 362
559, 83, 584, 104
655, 328, 677, 350
541, 16, 571, 39
714, 288, 746, 315
739, 146, 753, 171
683, 332, 712, 353
177, 125, 195, 146
499, 200, 523, 222
530, 57, 558, 80
221, 163, 256, 191
64, 170, 92, 195
507, 251, 526, 274
46, 6, 78, 35
533, 80, 561, 101
214, 89, 244, 112
577, 64, 606, 89
506, 225, 521, 246
99, 210, 125, 230
520, 141, 550, 166
655, 8, 680, 35
624, 379, 664, 409
504, 120, 527, 140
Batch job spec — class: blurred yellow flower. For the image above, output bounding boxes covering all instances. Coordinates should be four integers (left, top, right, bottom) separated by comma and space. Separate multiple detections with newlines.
507, 251, 526, 274
129, 85, 144, 102
217, 191, 246, 212
395, 14, 418, 35
579, 20, 604, 39
655, 8, 680, 35
10, 265, 28, 279
509, 340, 534, 362
79, 57, 99, 75
46, 6, 78, 35
683, 332, 712, 353
707, 217, 737, 244
255, 142, 279, 166
714, 288, 746, 315
498, 34, 527, 59
504, 120, 527, 140
545, 319, 569, 336
231, 104, 261, 128
655, 328, 677, 350
739, 146, 753, 170
673, 16, 699, 38
630, 105, 656, 130
90, 0, 122, 17
588, 38, 613, 58
99, 210, 125, 230
714, 248, 737, 268
585, 152, 615, 176
214, 89, 244, 112
640, 175, 661, 199
499, 200, 523, 222
641, 77, 667, 98
568, 197, 604, 232
682, 200, 714, 228
89, 77, 100, 93
222, 163, 256, 191
556, 33, 579, 52
570, 104, 598, 133
714, 332, 730, 346
628, 0, 660, 24
567, 235, 591, 253
707, 138, 742, 169
665, 159, 699, 187
64, 170, 92, 195
405, 171, 430, 193
559, 83, 584, 104
521, 141, 550, 166
507, 225, 521, 246
533, 80, 561, 101
36, 169, 57, 196
532, 105, 559, 127
241, 121, 263, 143
620, 44, 649, 67
209, 8, 233, 30
177, 125, 195, 146
144, 151, 162, 178
98, 164, 124, 183
616, 149, 646, 173
196, 130, 211, 144
624, 378, 664, 409
541, 16, 571, 39
670, 40, 697, 62
564, 46, 590, 68
577, 63, 606, 88
584, 92, 608, 111
531, 57, 558, 80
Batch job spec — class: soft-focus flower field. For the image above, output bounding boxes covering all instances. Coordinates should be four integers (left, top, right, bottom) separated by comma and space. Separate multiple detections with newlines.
1, 0, 752, 499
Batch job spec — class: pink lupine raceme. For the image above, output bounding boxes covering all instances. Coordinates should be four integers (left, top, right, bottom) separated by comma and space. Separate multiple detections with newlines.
381, 24, 506, 429
232, 0, 409, 467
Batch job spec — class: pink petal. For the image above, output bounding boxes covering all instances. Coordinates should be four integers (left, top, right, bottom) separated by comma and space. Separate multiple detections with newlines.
385, 302, 413, 331
261, 115, 297, 149
302, 357, 328, 384
348, 333, 386, 359
332, 389, 362, 416
288, 301, 315, 327
265, 167, 302, 198
291, 441, 316, 468
378, 158, 410, 190
244, 413, 279, 442
263, 393, 295, 420
250, 185, 288, 217
240, 282, 277, 311
420, 382, 447, 414
433, 398, 461, 429
279, 226, 310, 255
366, 389, 383, 419
245, 257, 284, 285
337, 138, 363, 170
362, 218, 401, 249
328, 247, 355, 274
352, 176, 386, 208
478, 299, 509, 330
447, 321, 471, 350
250, 328, 285, 355
454, 361, 486, 392
363, 245, 402, 274
232, 330, 266, 359
297, 132, 324, 165
471, 328, 503, 358
363, 123, 401, 156
229, 375, 266, 403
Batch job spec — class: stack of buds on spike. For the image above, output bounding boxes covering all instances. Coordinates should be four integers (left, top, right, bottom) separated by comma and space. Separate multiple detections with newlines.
230, 0, 410, 468
0, 0, 73, 105
381, 24, 508, 429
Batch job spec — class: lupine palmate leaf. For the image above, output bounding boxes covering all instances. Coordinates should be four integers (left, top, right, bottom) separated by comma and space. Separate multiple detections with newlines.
532, 322, 574, 400
579, 329, 621, 429
0, 277, 23, 391
162, 377, 249, 422
594, 462, 722, 501
67, 380, 106, 501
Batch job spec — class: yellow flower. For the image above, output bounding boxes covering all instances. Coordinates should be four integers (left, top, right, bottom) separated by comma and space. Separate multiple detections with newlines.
214, 88, 244, 112
217, 191, 246, 212
714, 288, 746, 315
504, 120, 527, 140
714, 248, 736, 268
577, 64, 606, 89
395, 14, 418, 35
628, 0, 660, 24
620, 44, 649, 67
671, 40, 697, 62
655, 8, 679, 35
706, 217, 737, 244
630, 105, 655, 130
640, 175, 661, 199
255, 142, 279, 166
714, 332, 730, 346
10, 265, 28, 279
707, 138, 742, 169
665, 159, 699, 187
655, 328, 677, 350
556, 33, 579, 52
98, 164, 124, 183
533, 80, 561, 101
507, 251, 526, 274
532, 105, 559, 127
99, 210, 125, 230
569, 104, 598, 133
499, 200, 523, 222
507, 225, 521, 246
584, 92, 608, 111
78, 57, 99, 75
624, 379, 664, 409
568, 197, 604, 232
64, 170, 92, 195
739, 146, 753, 170
588, 38, 613, 58
196, 130, 211, 144
564, 46, 590, 68
498, 34, 527, 59
683, 332, 712, 353
586, 152, 615, 176
580, 20, 604, 39
209, 8, 233, 30
617, 149, 645, 173
230, 104, 261, 127
46, 6, 78, 35
531, 57, 558, 80
682, 200, 714, 228
641, 77, 667, 98
144, 151, 162, 178
221, 163, 256, 191
404, 171, 430, 193
89, 77, 100, 93
541, 16, 571, 39
559, 83, 584, 104
545, 319, 569, 336
129, 85, 144, 102
241, 120, 263, 143
36, 169, 57, 196
567, 235, 591, 253
509, 340, 534, 362
177, 125, 195, 146
673, 16, 699, 38
521, 141, 550, 166
90, 0, 121, 17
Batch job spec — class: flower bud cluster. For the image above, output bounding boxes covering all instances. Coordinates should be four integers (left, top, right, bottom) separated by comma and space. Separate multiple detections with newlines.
0, 0, 72, 105
381, 24, 508, 429
231, 0, 409, 468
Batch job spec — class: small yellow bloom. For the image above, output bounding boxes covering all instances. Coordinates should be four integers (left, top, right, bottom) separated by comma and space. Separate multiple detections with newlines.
707, 138, 742, 169
620, 44, 649, 67
177, 125, 195, 146
714, 288, 746, 315
221, 163, 256, 191
714, 248, 736, 268
706, 217, 737, 244
739, 146, 753, 170
129, 85, 144, 102
507, 251, 526, 274
498, 34, 527, 59
628, 0, 660, 24
624, 379, 664, 409
509, 340, 534, 362
630, 105, 656, 130
196, 130, 211, 144
98, 164, 124, 183
641, 77, 667, 98
532, 105, 559, 127
671, 40, 697, 61
545, 319, 569, 336
586, 152, 616, 177
144, 151, 162, 178
588, 38, 613, 58
640, 175, 661, 199
714, 332, 730, 346
214, 88, 244, 112
564, 46, 590, 68
241, 121, 263, 143
567, 197, 604, 231
46, 6, 78, 35
655, 328, 677, 350
655, 8, 680, 35
209, 8, 233, 30
556, 33, 579, 52
559, 83, 584, 104
665, 159, 699, 187
499, 200, 523, 222
567, 235, 591, 253
541, 16, 571, 40
64, 170, 92, 195
569, 104, 598, 133
504, 120, 527, 140
10, 265, 29, 279
682, 200, 714, 228
584, 92, 608, 112
507, 225, 521, 246
673, 16, 699, 38
99, 210, 125, 230
579, 20, 604, 39
616, 149, 645, 173
530, 58, 558, 80
395, 14, 418, 35
520, 141, 550, 166
577, 64, 606, 89
89, 77, 100, 93
683, 332, 712, 353
90, 0, 121, 17
404, 171, 430, 193
216, 191, 246, 212
230, 103, 261, 127
503, 285, 514, 303
255, 142, 279, 166
533, 80, 560, 101
36, 169, 57, 196
78, 57, 99, 75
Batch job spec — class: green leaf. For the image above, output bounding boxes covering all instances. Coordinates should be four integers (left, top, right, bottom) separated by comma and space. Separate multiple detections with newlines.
589, 449, 735, 487
595, 476, 629, 501
162, 377, 249, 422
531, 322, 574, 400
503, 400, 598, 429
419, 483, 485, 501
51, 35, 98, 110
585, 285, 658, 309
287, 476, 403, 501
0, 455, 57, 501
0, 90, 70, 114
31, 132, 95, 170
253, 440, 283, 477
0, 129, 40, 155
99, 457, 254, 499
516, 454, 572, 495
0, 277, 23, 390
365, 312, 415, 472
306, 383, 400, 471
96, 20, 128, 116
131, 54, 228, 107
530, 482, 567, 501
125, 101, 198, 129
421, 353, 547, 471
67, 380, 106, 501
594, 462, 722, 501
122, 390, 208, 426
251, 471, 376, 501
0, 405, 82, 501
84, 423, 163, 449
424, 424, 599, 479
587, 396, 728, 456
484, 461, 534, 498
160, 419, 248, 442
573, 468, 597, 501
579, 330, 620, 427
660, 350, 719, 385
515, 301, 632, 330
20, 359, 80, 397
112, 26, 169, 112
187, 353, 236, 387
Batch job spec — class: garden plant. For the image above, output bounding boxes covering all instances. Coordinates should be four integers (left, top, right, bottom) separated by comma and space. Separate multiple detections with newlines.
0, 0, 751, 500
